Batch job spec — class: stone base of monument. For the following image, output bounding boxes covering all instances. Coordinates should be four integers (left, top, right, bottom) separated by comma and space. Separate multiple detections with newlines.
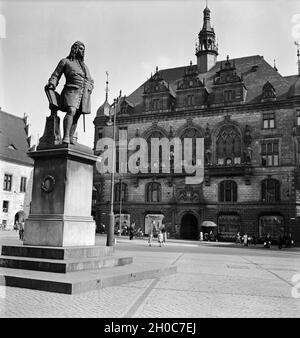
23, 143, 98, 247
0, 244, 176, 294
0, 137, 177, 295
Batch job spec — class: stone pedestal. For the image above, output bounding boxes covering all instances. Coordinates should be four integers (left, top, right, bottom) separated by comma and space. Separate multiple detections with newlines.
23, 143, 97, 247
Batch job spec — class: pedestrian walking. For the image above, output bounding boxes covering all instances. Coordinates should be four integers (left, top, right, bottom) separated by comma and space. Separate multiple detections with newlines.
236, 232, 241, 244
129, 227, 134, 240
243, 233, 248, 246
161, 227, 167, 246
285, 232, 294, 248
264, 233, 271, 248
19, 221, 24, 241
158, 230, 163, 247
148, 232, 153, 247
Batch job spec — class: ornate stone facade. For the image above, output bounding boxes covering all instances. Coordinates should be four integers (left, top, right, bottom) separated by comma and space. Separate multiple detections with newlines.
93, 5, 300, 242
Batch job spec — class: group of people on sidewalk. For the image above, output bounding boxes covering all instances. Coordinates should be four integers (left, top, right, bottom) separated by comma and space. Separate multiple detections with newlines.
236, 231, 295, 249
236, 232, 257, 246
148, 228, 167, 247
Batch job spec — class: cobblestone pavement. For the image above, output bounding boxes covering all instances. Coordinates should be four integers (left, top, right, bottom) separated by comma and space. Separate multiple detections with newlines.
0, 231, 299, 318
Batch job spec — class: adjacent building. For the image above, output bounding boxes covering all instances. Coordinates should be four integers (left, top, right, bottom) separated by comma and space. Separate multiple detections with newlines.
93, 5, 300, 242
0, 109, 33, 229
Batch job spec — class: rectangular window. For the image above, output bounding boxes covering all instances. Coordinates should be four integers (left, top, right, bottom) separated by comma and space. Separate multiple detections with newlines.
2, 220, 7, 228
153, 99, 160, 110
3, 174, 12, 191
297, 115, 300, 126
2, 200, 9, 212
187, 95, 194, 106
20, 177, 27, 192
224, 90, 235, 102
263, 113, 275, 129
261, 140, 279, 167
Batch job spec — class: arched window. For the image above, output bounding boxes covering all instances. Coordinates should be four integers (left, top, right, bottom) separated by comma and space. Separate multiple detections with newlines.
181, 127, 202, 167
146, 182, 161, 202
216, 126, 241, 165
261, 179, 280, 202
147, 130, 165, 172
219, 180, 237, 202
114, 182, 128, 203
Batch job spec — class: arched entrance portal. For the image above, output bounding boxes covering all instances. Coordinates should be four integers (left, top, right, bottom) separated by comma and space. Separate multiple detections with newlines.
180, 213, 198, 240
14, 211, 25, 225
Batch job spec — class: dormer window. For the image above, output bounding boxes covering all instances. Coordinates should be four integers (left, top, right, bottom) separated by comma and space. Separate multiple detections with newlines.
261, 81, 276, 101
152, 98, 160, 110
187, 95, 194, 106
224, 89, 235, 102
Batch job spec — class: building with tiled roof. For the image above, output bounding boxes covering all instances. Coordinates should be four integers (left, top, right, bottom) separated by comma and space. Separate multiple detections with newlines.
0, 109, 33, 229
93, 5, 300, 243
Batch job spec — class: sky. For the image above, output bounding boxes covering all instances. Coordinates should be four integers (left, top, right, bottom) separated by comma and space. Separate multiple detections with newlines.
1, 0, 300, 148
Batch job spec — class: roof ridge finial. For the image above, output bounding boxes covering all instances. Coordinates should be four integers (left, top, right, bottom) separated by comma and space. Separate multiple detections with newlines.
295, 41, 300, 76
273, 59, 278, 72
105, 71, 109, 101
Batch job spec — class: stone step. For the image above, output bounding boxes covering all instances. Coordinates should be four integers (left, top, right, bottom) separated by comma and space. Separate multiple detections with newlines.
0, 263, 177, 294
0, 255, 133, 273
1, 245, 114, 260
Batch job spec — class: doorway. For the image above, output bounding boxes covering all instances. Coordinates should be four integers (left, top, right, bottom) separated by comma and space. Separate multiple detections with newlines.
180, 213, 198, 239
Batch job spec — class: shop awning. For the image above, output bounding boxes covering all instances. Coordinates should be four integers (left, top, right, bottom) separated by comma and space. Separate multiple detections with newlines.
201, 221, 218, 227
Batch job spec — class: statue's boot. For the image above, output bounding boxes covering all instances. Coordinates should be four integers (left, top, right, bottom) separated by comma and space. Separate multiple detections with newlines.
69, 123, 77, 145
62, 114, 73, 144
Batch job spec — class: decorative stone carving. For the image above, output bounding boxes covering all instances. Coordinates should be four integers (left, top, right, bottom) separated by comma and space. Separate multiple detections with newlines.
243, 125, 252, 147
177, 187, 200, 202
177, 63, 203, 90
204, 123, 212, 149
41, 175, 55, 193
204, 123, 212, 165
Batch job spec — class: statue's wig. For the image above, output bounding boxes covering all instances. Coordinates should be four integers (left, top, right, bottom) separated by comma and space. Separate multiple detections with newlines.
67, 41, 85, 61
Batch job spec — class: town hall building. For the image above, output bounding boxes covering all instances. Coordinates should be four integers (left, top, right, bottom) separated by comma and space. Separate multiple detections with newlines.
93, 5, 300, 242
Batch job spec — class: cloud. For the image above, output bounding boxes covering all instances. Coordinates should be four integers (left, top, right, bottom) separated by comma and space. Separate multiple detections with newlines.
140, 55, 173, 74
292, 14, 300, 40
0, 14, 6, 39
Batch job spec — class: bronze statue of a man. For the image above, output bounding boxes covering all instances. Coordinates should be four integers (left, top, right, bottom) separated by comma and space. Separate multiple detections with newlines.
46, 41, 94, 144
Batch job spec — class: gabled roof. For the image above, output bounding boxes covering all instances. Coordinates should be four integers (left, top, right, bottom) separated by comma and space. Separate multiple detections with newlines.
127, 55, 294, 108
0, 110, 33, 166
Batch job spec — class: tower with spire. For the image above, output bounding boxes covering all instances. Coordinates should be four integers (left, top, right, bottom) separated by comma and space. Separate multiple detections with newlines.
195, 3, 218, 73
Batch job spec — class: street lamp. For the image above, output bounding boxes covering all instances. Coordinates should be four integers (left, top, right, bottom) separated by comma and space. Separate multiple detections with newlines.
119, 177, 123, 236
106, 98, 117, 246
